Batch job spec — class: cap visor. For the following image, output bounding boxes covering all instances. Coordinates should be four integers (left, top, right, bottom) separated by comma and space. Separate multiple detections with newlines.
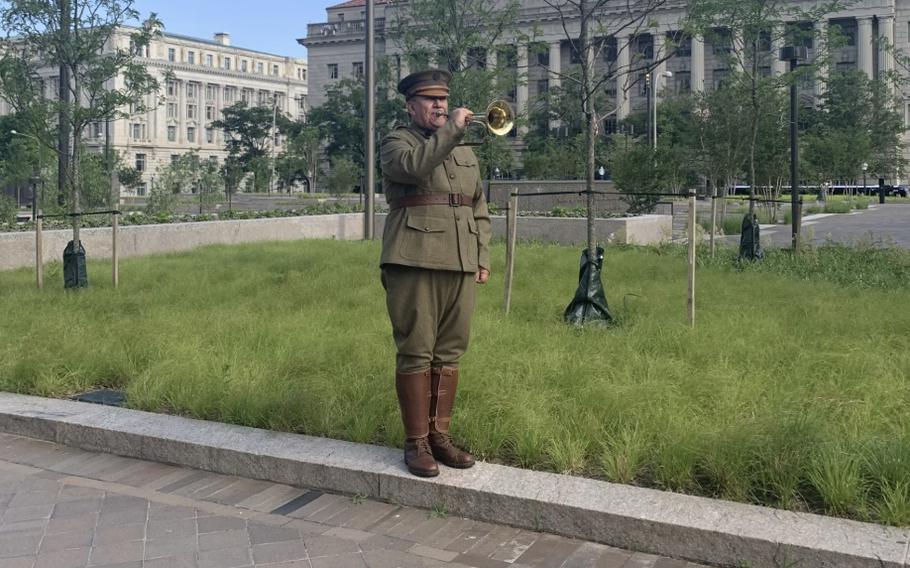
412, 87, 449, 97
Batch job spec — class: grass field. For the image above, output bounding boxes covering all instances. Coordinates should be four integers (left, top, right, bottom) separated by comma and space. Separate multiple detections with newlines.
2, 239, 910, 525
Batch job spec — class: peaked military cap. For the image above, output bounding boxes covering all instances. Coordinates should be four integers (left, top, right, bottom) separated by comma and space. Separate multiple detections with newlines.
397, 69, 452, 99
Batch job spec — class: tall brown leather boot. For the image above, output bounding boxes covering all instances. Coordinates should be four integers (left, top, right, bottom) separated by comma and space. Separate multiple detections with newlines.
428, 366, 475, 468
395, 369, 439, 477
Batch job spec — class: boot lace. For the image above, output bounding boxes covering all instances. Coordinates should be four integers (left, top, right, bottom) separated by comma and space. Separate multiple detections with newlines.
414, 436, 433, 456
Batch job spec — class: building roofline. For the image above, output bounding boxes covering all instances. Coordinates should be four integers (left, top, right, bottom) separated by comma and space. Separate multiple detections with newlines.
118, 25, 306, 62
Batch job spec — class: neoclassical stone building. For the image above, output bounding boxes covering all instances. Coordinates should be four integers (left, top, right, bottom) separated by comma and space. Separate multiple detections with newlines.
301, 0, 907, 162
0, 28, 308, 197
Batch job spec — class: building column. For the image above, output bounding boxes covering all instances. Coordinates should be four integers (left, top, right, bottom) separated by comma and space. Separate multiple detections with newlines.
516, 43, 529, 136
857, 16, 874, 78
653, 32, 667, 96
814, 19, 828, 99
549, 40, 562, 131
879, 15, 895, 78
772, 24, 788, 76
487, 47, 497, 70
732, 30, 745, 71
691, 34, 705, 93
616, 34, 631, 119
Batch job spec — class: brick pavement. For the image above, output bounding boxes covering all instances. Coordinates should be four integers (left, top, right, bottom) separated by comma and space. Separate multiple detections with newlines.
0, 433, 710, 568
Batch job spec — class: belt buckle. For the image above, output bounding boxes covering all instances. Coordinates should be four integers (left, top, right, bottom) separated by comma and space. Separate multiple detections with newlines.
448, 193, 461, 207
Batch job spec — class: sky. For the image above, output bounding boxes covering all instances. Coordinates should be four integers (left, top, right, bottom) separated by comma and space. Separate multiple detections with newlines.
129, 0, 341, 58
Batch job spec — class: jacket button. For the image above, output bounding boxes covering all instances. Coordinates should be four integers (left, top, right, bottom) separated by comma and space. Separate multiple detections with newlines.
455, 213, 461, 220
449, 173, 456, 179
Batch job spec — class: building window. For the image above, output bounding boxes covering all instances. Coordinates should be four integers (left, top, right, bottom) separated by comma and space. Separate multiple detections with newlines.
166, 103, 177, 119
352, 61, 364, 77
674, 71, 691, 93
297, 68, 306, 80
206, 128, 214, 144
224, 57, 232, 70
91, 123, 104, 138
171, 154, 180, 165
224, 87, 236, 104
167, 126, 176, 141
206, 84, 216, 101
241, 89, 252, 104
187, 50, 195, 64
136, 183, 147, 197
206, 54, 213, 67
135, 153, 146, 172
206, 105, 215, 120
536, 79, 549, 95
241, 59, 248, 72
167, 80, 178, 97
187, 104, 197, 120
328, 63, 339, 79
186, 83, 198, 99
297, 95, 307, 111
257, 62, 264, 74
167, 47, 175, 62
130, 123, 145, 140
272, 64, 279, 76
537, 49, 550, 67
47, 76, 59, 99
187, 127, 196, 143
258, 90, 269, 106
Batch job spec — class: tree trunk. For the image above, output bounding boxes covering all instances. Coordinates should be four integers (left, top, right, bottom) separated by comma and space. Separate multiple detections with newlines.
580, 0, 596, 265
57, 0, 71, 210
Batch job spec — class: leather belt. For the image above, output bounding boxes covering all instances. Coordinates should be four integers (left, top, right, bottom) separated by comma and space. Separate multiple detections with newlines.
388, 193, 467, 210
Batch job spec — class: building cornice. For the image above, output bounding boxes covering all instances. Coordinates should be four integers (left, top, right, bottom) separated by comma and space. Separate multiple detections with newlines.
140, 58, 306, 87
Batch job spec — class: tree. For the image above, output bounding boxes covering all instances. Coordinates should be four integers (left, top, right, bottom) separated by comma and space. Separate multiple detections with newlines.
389, 0, 525, 107
801, 70, 905, 189
688, 0, 845, 213
211, 101, 274, 192
325, 156, 359, 195
276, 118, 321, 193
307, 75, 406, 190
542, 0, 673, 311
0, 0, 162, 251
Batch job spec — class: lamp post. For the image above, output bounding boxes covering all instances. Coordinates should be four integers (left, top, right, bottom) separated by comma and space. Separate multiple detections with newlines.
270, 94, 279, 195
779, 46, 808, 253
10, 130, 43, 220
652, 70, 673, 150
862, 162, 868, 196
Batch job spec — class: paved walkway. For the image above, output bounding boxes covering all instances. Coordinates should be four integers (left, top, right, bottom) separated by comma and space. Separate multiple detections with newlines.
0, 433, 706, 568
703, 202, 910, 250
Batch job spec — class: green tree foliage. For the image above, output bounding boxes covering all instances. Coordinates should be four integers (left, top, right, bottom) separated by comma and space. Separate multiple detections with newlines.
0, 0, 162, 220
609, 138, 669, 213
389, 0, 524, 107
0, 194, 16, 225
307, 75, 406, 178
325, 156, 359, 195
802, 70, 905, 187
276, 118, 321, 192
211, 101, 274, 191
523, 134, 604, 180
146, 150, 222, 215
688, 0, 845, 210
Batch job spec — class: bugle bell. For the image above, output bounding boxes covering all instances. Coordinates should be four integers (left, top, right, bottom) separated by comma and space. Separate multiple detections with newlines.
469, 100, 514, 136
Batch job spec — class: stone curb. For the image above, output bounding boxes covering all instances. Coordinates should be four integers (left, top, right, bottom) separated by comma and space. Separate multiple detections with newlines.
0, 393, 906, 568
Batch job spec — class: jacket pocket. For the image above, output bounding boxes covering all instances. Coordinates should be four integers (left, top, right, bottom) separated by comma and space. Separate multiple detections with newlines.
400, 212, 451, 262
453, 153, 478, 167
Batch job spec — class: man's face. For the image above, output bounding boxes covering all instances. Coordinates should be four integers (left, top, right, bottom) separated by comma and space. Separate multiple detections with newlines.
407, 95, 448, 131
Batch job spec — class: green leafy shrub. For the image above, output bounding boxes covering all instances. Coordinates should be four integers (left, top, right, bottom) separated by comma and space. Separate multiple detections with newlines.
0, 195, 17, 225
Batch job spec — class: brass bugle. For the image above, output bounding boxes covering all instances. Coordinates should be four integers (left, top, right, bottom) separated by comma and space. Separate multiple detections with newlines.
434, 100, 514, 136
471, 100, 514, 136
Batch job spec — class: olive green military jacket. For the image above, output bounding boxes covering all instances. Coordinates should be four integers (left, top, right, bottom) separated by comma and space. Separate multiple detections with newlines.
380, 120, 491, 273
